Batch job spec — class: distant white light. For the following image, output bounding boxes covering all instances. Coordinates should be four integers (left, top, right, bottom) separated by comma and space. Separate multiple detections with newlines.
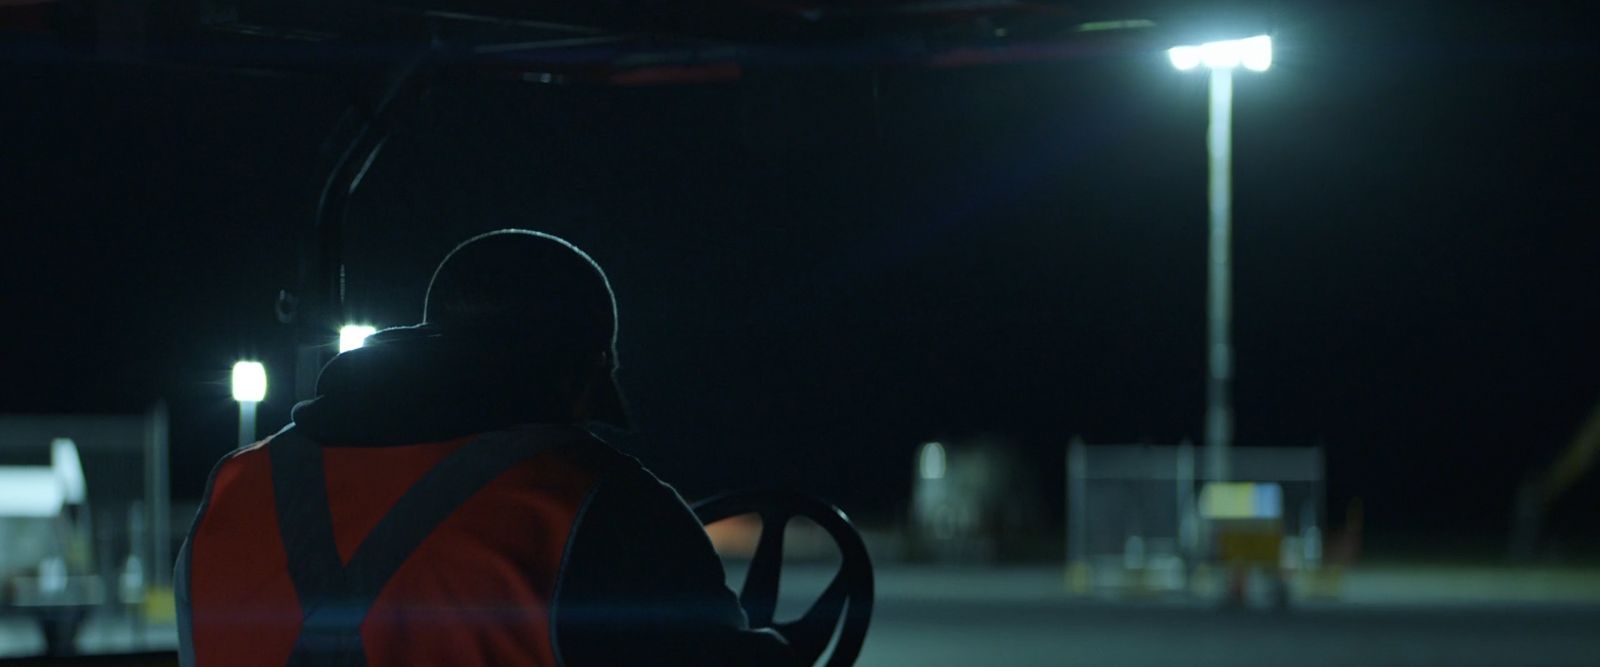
39, 556, 67, 593
1169, 35, 1272, 72
339, 325, 378, 353
232, 361, 267, 403
0, 469, 65, 517
51, 439, 85, 505
919, 442, 947, 480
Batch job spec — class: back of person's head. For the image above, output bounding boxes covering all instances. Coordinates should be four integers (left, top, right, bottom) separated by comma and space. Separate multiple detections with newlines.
423, 229, 628, 427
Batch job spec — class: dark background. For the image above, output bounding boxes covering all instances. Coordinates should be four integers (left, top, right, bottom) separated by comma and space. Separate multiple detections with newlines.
5, 2, 1598, 554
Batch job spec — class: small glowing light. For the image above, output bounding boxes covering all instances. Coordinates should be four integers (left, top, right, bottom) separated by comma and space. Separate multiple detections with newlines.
232, 361, 267, 403
919, 442, 947, 480
1169, 35, 1273, 72
0, 469, 64, 517
38, 556, 68, 593
1167, 45, 1202, 71
339, 324, 378, 353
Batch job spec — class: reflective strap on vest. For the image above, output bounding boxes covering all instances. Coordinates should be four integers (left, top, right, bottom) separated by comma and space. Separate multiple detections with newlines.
269, 426, 572, 667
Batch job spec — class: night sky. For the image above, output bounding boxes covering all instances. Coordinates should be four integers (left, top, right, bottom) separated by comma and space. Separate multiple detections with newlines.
5, 2, 1598, 551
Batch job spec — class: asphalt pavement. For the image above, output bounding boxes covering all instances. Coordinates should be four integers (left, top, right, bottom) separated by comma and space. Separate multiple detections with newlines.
4, 564, 1600, 665
788, 565, 1600, 667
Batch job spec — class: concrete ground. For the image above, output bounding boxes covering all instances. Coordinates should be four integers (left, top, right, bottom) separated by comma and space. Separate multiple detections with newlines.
782, 564, 1600, 667
4, 564, 1599, 665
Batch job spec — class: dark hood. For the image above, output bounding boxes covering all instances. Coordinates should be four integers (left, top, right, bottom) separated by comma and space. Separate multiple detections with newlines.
291, 325, 579, 446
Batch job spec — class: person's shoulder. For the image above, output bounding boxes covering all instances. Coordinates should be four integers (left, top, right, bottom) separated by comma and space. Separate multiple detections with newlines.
205, 435, 274, 494
530, 430, 703, 520
482, 423, 668, 494
514, 425, 645, 480
588, 443, 683, 499
190, 432, 291, 533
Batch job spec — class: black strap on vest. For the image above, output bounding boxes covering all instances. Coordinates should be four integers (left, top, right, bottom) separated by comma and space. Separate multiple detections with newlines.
269, 425, 575, 667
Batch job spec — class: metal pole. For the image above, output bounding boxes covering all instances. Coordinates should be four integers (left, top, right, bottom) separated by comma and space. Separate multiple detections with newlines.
1205, 68, 1235, 483
148, 402, 170, 588
1065, 437, 1090, 593
238, 401, 258, 451
1068, 438, 1087, 564
1177, 439, 1197, 558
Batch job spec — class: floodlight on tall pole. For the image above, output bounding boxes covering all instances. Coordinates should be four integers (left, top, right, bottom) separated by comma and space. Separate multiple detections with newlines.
1168, 35, 1272, 483
231, 361, 266, 450
339, 324, 378, 353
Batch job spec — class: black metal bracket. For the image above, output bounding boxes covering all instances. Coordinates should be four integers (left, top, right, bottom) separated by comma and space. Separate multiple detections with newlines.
279, 38, 437, 401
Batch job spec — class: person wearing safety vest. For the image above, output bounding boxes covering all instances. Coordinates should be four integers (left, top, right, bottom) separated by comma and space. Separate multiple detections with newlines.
176, 230, 799, 666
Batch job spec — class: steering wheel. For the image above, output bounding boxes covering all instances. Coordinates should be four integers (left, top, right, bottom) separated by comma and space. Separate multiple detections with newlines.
693, 490, 875, 667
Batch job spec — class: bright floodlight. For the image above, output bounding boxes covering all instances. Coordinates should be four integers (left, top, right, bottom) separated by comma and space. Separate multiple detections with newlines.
339, 324, 378, 353
232, 361, 267, 403
1238, 35, 1273, 71
1168, 35, 1272, 72
1168, 45, 1202, 71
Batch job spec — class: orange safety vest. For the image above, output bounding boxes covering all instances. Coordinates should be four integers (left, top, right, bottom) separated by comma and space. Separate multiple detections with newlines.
176, 425, 599, 667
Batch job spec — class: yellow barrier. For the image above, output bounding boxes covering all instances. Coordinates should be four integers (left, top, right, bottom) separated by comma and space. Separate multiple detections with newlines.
142, 586, 176, 623
1064, 560, 1092, 594
1217, 525, 1283, 566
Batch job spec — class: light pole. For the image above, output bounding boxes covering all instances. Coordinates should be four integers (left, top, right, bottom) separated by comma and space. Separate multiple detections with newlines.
231, 361, 267, 450
1168, 35, 1272, 482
